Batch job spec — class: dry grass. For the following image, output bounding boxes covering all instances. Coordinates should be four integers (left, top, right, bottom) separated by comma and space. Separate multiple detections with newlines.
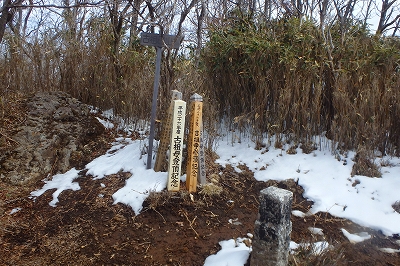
351, 146, 382, 178
199, 183, 223, 196
202, 17, 400, 156
392, 201, 400, 214
1, 16, 399, 157
289, 241, 346, 266
0, 92, 26, 158
1, 22, 157, 130
145, 190, 172, 211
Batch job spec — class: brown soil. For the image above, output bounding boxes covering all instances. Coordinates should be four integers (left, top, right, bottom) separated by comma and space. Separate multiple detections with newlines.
1, 93, 399, 266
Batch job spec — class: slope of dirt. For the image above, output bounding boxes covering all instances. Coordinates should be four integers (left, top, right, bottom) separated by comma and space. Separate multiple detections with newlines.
0, 92, 399, 266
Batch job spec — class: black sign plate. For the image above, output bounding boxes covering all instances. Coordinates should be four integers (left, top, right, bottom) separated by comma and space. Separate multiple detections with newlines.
140, 33, 183, 49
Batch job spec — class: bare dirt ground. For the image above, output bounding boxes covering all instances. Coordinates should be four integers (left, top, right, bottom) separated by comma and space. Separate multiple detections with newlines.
1, 92, 399, 266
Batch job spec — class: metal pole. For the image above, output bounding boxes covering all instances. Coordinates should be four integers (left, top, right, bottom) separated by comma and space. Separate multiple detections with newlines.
147, 46, 162, 169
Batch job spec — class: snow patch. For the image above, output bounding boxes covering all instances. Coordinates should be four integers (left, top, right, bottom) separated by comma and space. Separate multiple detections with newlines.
30, 168, 80, 207
341, 228, 371, 243
203, 238, 252, 266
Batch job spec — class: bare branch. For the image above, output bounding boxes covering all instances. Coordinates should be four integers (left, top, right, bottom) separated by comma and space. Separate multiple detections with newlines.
12, 1, 105, 9
177, 0, 198, 36
376, 0, 400, 35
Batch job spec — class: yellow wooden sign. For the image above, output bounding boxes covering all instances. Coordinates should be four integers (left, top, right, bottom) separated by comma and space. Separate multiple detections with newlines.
167, 100, 186, 191
155, 90, 182, 172
186, 94, 203, 192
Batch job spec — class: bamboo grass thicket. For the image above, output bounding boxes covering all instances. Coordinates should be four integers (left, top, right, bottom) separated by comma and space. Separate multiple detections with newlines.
201, 18, 400, 156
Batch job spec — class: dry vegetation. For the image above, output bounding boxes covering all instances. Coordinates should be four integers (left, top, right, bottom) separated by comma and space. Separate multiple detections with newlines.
0, 93, 399, 265
202, 18, 400, 158
0, 1, 399, 264
1, 12, 399, 158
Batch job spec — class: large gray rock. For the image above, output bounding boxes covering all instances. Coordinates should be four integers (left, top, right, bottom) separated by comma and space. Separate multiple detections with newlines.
0, 91, 105, 184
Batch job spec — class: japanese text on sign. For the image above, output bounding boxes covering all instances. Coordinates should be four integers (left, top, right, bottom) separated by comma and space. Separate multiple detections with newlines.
186, 95, 203, 192
167, 100, 186, 191
154, 90, 182, 172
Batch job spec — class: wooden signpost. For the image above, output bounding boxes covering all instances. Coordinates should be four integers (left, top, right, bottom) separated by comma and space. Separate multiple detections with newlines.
140, 32, 183, 169
167, 100, 186, 191
186, 94, 203, 192
154, 90, 182, 172
198, 122, 206, 185
152, 90, 206, 192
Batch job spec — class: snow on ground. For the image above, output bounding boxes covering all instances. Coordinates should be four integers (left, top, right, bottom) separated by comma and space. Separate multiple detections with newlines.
95, 117, 114, 129
290, 240, 331, 255
31, 168, 81, 207
341, 228, 371, 243
308, 227, 324, 236
378, 247, 400, 253
215, 138, 400, 236
29, 129, 400, 265
203, 238, 252, 266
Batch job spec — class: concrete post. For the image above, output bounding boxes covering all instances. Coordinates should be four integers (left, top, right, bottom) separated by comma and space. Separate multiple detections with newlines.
250, 186, 293, 266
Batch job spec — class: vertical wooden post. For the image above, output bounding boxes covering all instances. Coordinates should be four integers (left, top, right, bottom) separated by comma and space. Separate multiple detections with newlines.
154, 90, 182, 172
167, 100, 186, 191
186, 93, 203, 192
198, 122, 206, 185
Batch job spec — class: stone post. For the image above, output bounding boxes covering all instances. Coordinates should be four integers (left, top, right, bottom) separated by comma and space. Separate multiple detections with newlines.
250, 186, 293, 266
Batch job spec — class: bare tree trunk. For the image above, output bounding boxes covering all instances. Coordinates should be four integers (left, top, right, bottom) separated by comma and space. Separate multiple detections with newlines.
129, 0, 143, 46
319, 0, 329, 31
196, 0, 206, 56
332, 0, 356, 44
176, 0, 198, 36
291, 0, 302, 17
392, 18, 399, 36
0, 0, 12, 43
376, 0, 400, 35
264, 0, 272, 22
105, 0, 132, 92
362, 0, 373, 28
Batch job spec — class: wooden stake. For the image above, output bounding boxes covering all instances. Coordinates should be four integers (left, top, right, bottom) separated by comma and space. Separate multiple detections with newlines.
186, 94, 203, 192
198, 122, 206, 185
154, 90, 182, 172
167, 100, 186, 191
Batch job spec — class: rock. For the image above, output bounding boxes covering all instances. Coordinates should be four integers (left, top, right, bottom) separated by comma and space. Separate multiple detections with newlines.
0, 91, 105, 184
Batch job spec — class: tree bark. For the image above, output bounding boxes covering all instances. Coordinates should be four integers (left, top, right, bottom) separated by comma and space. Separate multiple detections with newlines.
376, 0, 399, 35
0, 0, 12, 43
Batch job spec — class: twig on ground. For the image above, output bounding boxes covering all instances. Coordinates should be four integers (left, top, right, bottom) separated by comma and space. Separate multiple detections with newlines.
152, 208, 166, 223
182, 210, 200, 238
5, 197, 26, 204
0, 131, 19, 145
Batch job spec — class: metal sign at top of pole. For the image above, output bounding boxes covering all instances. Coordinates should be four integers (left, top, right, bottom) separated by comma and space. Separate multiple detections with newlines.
140, 32, 183, 169
140, 33, 183, 49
